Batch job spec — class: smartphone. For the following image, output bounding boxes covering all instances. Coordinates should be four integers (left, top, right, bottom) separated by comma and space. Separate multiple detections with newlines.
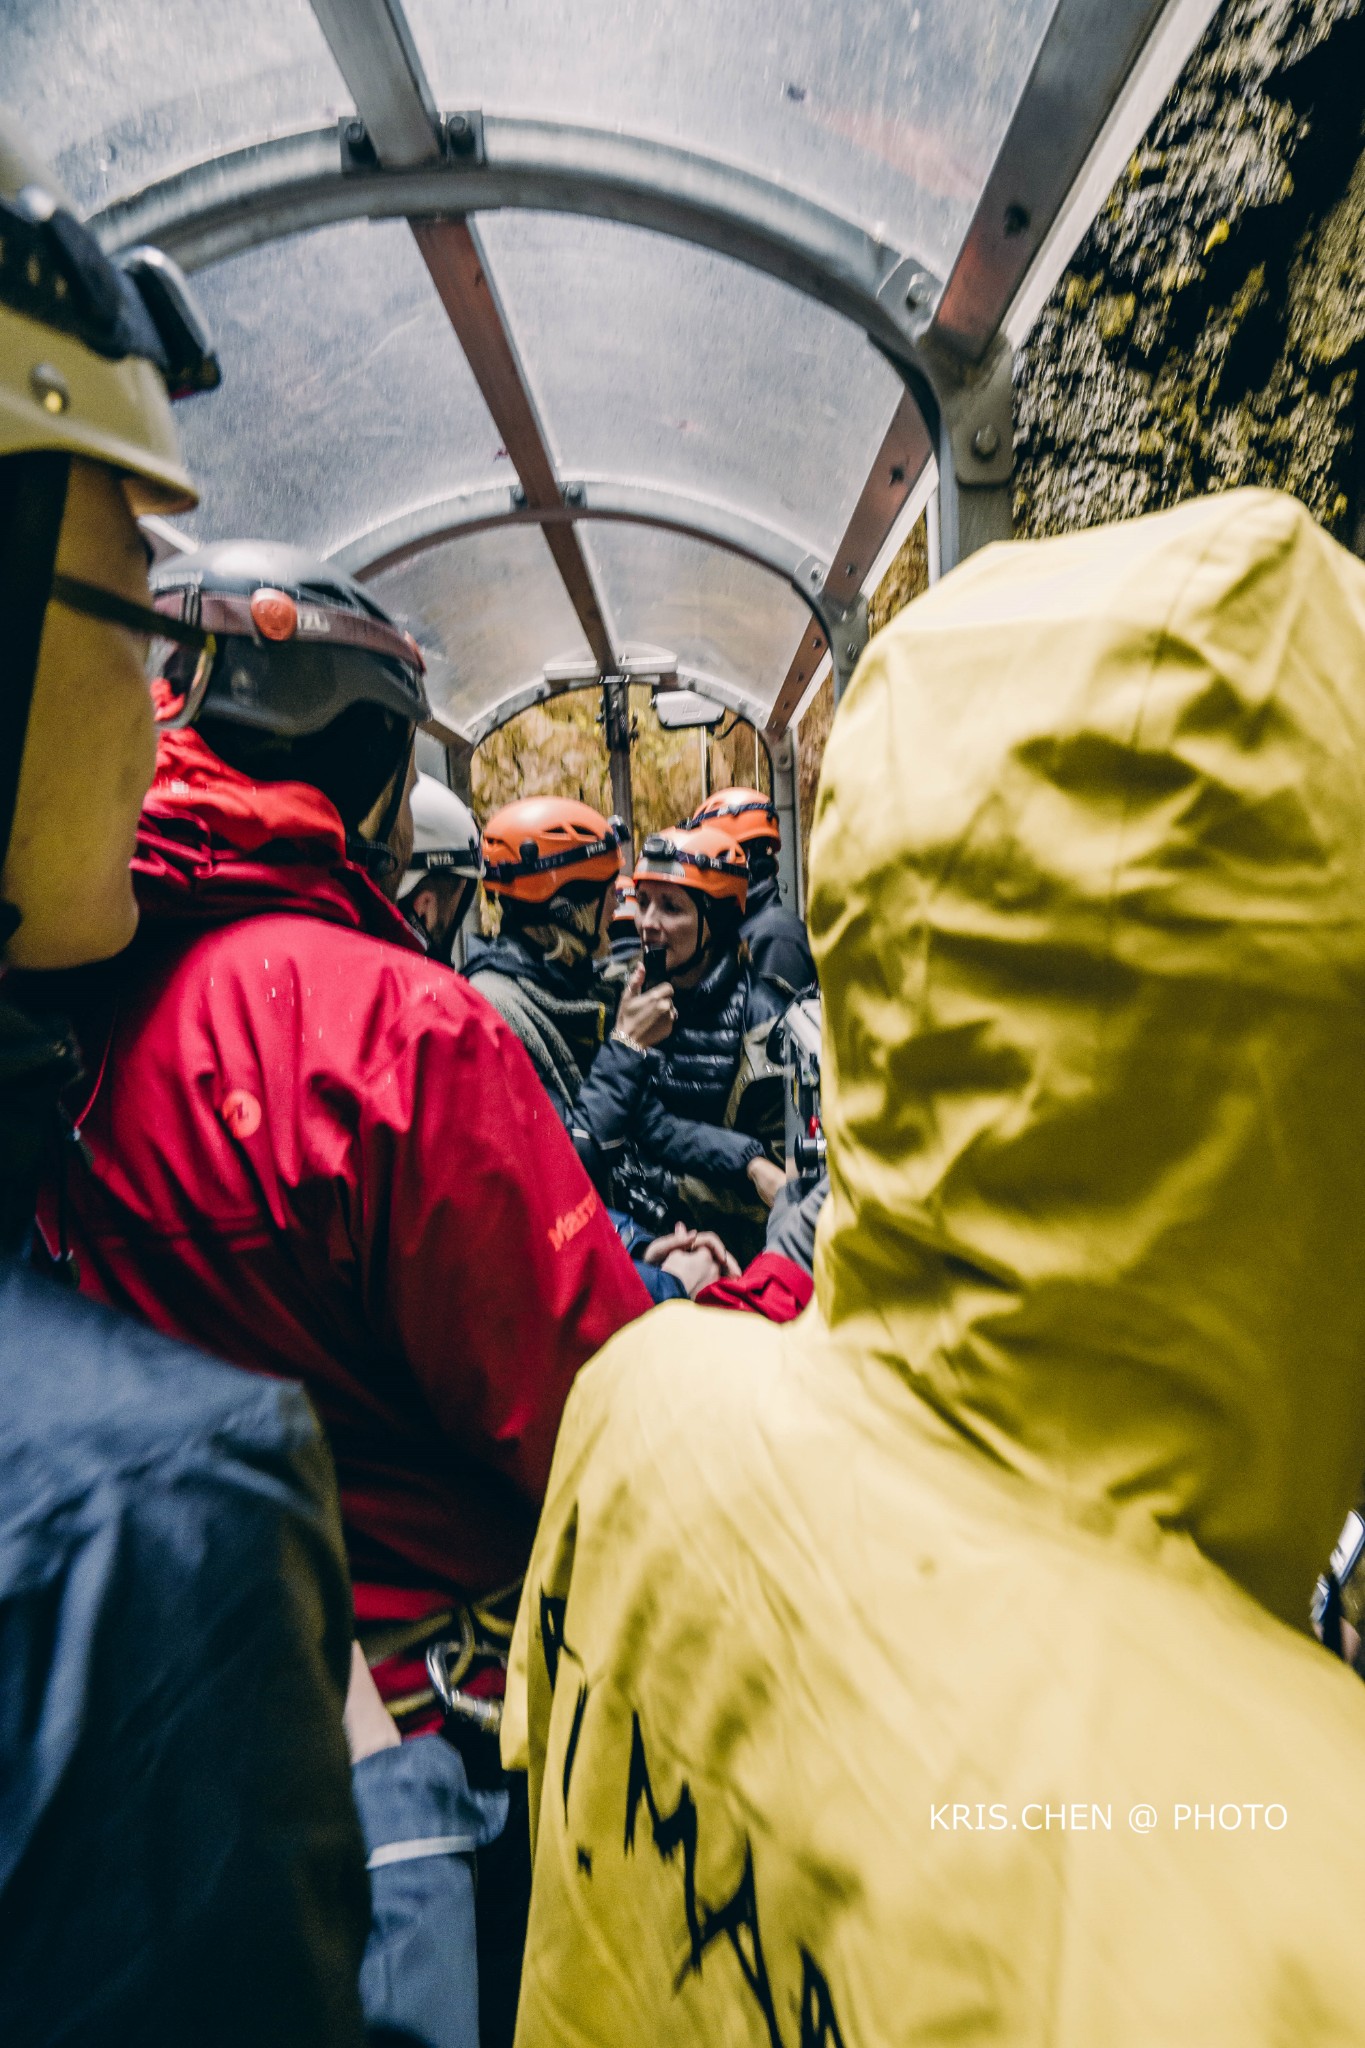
642, 945, 669, 989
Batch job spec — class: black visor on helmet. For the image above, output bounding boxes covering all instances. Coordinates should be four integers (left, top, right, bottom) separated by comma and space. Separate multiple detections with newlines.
177, 634, 426, 739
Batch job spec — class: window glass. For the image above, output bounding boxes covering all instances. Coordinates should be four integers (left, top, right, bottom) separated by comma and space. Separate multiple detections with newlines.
408, 0, 1060, 277
172, 220, 505, 561
476, 212, 905, 560
369, 527, 595, 742
580, 523, 813, 720
2, 0, 350, 213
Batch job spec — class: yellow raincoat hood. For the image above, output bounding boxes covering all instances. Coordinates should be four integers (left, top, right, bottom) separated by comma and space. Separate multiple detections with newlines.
505, 491, 1365, 2048
810, 486, 1365, 1629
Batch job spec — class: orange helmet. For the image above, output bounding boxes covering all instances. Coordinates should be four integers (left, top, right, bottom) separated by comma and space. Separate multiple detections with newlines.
481, 797, 622, 903
688, 786, 780, 853
635, 824, 749, 910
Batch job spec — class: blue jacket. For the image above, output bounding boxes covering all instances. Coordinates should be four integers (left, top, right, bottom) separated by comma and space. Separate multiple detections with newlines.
0, 1255, 502, 2046
353, 1737, 507, 2048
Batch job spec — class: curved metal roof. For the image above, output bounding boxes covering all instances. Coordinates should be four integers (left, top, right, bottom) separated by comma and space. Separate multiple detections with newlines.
6, 0, 1220, 753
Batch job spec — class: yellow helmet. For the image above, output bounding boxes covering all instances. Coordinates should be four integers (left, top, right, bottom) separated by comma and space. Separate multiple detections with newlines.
0, 113, 212, 511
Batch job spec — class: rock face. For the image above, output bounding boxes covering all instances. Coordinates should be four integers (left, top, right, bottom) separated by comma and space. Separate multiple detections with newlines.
1015, 0, 1365, 548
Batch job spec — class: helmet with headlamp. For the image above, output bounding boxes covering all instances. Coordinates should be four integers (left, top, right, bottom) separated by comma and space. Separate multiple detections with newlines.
634, 823, 749, 909
0, 116, 216, 503
481, 798, 622, 904
147, 540, 430, 852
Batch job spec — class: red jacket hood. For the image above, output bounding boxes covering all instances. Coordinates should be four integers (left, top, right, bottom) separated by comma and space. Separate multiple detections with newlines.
134, 729, 422, 950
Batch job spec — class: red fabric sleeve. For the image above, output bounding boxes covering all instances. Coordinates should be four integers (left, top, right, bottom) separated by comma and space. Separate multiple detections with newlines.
695, 1250, 814, 1324
352, 988, 652, 1503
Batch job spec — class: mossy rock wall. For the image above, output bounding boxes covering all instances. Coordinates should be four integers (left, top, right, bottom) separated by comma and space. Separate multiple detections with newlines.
1015, 0, 1365, 545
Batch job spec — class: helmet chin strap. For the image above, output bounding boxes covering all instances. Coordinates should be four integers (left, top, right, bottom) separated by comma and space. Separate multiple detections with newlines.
670, 891, 714, 981
0, 454, 71, 927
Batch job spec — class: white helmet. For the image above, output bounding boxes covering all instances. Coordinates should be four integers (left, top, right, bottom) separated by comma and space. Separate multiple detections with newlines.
400, 773, 481, 897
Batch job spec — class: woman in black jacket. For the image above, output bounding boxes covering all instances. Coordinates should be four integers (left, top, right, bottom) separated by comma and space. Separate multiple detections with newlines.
576, 825, 787, 1263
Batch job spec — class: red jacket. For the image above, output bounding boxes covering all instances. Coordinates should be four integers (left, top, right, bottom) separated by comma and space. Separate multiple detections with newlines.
695, 1249, 813, 1321
39, 732, 651, 1600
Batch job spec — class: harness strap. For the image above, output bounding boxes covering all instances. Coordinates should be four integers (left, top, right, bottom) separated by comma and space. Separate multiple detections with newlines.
0, 453, 70, 885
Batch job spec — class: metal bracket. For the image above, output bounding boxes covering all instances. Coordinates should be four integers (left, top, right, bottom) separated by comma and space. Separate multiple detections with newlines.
893, 331, 1014, 573
794, 552, 831, 601
874, 256, 943, 343
339, 109, 485, 174
927, 333, 1015, 490
823, 591, 869, 702
339, 116, 380, 173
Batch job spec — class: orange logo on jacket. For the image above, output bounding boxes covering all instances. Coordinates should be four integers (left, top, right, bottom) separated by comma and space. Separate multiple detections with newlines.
220, 1089, 262, 1141
548, 1191, 597, 1252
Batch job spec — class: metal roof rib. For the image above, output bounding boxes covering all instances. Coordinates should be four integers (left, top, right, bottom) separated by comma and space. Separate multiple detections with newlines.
306, 0, 620, 677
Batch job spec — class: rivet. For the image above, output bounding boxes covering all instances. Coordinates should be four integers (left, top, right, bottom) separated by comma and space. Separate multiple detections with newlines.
1003, 202, 1030, 238
510, 484, 527, 509
889, 464, 905, 485
904, 272, 932, 311
972, 423, 1001, 461
30, 363, 69, 414
444, 113, 478, 157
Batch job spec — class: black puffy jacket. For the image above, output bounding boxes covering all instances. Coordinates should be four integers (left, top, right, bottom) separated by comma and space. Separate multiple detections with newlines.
574, 947, 785, 1249
740, 875, 816, 998
649, 943, 782, 1126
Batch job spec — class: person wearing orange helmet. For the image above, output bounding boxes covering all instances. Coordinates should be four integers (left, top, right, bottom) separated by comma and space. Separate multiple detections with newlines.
572, 824, 788, 1264
467, 797, 671, 1114
688, 785, 816, 997
466, 798, 732, 1303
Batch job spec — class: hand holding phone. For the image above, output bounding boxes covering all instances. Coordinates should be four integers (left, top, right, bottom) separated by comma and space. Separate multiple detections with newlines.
616, 955, 677, 1051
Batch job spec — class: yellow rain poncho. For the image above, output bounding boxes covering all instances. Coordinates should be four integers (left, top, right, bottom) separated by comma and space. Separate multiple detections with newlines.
503, 488, 1365, 2046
